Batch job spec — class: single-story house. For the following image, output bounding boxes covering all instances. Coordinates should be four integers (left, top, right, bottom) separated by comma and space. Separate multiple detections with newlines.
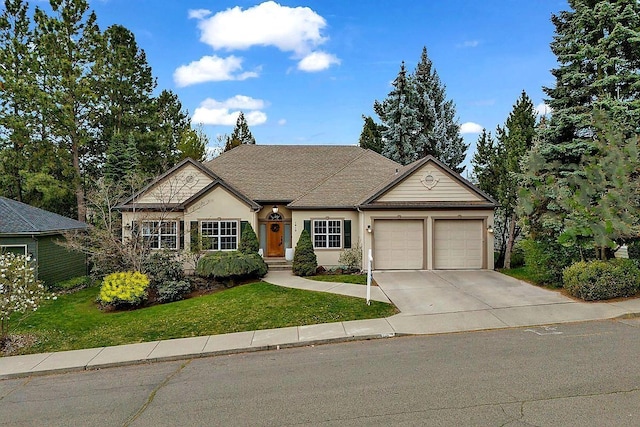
117, 145, 496, 270
0, 197, 88, 284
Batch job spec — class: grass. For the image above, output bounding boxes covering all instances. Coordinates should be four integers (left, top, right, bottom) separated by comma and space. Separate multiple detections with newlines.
306, 274, 368, 285
8, 281, 396, 356
499, 266, 537, 283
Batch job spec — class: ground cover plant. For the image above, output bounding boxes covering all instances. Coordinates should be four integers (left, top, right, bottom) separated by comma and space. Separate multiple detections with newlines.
5, 281, 396, 356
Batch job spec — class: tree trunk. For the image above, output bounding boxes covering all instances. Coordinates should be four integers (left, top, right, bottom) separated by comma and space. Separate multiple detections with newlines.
71, 133, 86, 221
503, 213, 517, 269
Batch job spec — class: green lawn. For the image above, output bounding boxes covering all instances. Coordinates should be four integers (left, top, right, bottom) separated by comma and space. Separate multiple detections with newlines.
307, 274, 368, 285
499, 266, 536, 283
8, 281, 396, 356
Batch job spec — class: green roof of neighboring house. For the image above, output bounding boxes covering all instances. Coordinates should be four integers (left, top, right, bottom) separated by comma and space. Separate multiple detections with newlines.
0, 197, 88, 235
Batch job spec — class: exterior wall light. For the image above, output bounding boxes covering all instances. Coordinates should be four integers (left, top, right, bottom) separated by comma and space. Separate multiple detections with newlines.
272, 205, 278, 214
487, 225, 494, 234
367, 225, 372, 233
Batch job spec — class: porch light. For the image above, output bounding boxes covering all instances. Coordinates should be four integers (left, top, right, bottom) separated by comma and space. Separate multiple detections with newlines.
487, 225, 494, 234
367, 225, 372, 233
272, 205, 279, 214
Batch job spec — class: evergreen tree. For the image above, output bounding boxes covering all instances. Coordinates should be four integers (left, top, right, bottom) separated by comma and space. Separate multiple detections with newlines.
91, 24, 156, 177
358, 115, 384, 154
152, 89, 190, 168
177, 124, 208, 162
413, 47, 467, 173
34, 0, 101, 220
0, 0, 36, 203
224, 112, 256, 152
238, 222, 259, 254
104, 132, 138, 183
292, 230, 317, 277
520, 0, 640, 256
374, 62, 423, 165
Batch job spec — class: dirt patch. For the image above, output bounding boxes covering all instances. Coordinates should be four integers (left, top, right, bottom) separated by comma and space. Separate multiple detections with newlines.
1, 334, 38, 357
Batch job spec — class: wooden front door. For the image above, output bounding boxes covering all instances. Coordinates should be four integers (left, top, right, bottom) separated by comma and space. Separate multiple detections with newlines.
267, 221, 284, 257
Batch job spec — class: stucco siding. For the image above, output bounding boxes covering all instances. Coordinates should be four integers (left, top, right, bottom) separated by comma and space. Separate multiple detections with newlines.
291, 210, 360, 267
378, 162, 482, 202
137, 163, 213, 204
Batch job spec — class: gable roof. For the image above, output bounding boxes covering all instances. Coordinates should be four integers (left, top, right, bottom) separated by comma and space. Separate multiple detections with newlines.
358, 155, 497, 209
0, 197, 88, 235
288, 149, 400, 208
204, 145, 388, 203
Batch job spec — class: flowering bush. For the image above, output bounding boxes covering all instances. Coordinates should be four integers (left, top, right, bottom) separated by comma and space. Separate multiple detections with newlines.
98, 271, 149, 308
1, 253, 50, 341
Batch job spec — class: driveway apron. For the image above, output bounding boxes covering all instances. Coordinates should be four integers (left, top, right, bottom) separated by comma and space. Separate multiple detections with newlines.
373, 270, 570, 316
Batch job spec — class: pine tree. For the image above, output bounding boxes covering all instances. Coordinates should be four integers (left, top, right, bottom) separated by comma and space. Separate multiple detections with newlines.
224, 112, 256, 152
520, 0, 640, 256
358, 115, 384, 154
177, 124, 208, 162
0, 0, 36, 203
374, 62, 422, 165
34, 0, 101, 220
413, 47, 468, 173
152, 89, 190, 168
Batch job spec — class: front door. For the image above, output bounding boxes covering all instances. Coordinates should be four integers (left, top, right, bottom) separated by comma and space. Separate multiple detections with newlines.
267, 221, 284, 257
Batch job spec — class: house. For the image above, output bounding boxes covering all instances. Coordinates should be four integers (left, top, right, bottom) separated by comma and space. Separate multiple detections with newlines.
117, 145, 496, 270
0, 197, 88, 284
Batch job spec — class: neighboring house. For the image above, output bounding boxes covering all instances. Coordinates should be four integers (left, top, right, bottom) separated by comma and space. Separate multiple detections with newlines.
117, 145, 496, 270
0, 197, 88, 284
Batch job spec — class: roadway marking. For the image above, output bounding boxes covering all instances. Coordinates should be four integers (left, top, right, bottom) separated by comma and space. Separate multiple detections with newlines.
524, 326, 563, 336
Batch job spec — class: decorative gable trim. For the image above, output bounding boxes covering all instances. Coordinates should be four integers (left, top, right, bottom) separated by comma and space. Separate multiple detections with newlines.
358, 155, 497, 208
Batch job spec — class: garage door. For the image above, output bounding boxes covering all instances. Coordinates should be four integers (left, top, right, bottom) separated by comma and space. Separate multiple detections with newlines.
374, 220, 424, 269
434, 220, 483, 269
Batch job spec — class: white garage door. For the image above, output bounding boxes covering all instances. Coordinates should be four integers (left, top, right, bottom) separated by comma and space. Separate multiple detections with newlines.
374, 220, 424, 270
434, 219, 483, 269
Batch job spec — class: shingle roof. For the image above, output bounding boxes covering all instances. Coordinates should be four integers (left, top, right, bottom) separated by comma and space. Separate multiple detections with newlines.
0, 197, 88, 234
205, 145, 397, 204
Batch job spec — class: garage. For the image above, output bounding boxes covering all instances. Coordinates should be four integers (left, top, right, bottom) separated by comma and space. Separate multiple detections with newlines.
433, 219, 484, 269
374, 219, 424, 269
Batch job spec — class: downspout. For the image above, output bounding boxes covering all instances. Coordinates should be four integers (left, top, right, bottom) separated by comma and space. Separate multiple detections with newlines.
356, 206, 366, 271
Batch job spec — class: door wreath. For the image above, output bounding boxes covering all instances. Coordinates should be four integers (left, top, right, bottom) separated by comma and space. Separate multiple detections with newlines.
270, 223, 280, 232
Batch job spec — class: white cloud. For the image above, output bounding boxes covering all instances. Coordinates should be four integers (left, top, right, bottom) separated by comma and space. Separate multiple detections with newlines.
173, 55, 259, 87
277, 119, 287, 126
297, 51, 340, 72
192, 96, 268, 126
457, 40, 480, 48
196, 1, 327, 55
188, 9, 211, 20
460, 122, 483, 134
535, 102, 552, 116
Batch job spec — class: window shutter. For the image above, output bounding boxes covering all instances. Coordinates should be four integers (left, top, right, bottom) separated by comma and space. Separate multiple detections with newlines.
190, 221, 199, 250
179, 221, 185, 250
343, 220, 351, 249
303, 220, 311, 235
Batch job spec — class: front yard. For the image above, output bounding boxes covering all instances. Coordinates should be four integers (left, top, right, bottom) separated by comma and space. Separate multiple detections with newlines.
4, 281, 396, 356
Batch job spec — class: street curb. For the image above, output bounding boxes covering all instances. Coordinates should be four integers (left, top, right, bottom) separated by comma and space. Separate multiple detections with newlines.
0, 333, 396, 381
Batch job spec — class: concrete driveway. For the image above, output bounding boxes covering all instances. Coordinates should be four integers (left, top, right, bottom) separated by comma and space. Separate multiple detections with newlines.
374, 270, 571, 316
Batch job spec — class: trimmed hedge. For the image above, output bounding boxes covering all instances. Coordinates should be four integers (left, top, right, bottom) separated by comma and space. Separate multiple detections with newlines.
521, 239, 580, 287
196, 251, 268, 284
563, 259, 640, 301
239, 223, 259, 254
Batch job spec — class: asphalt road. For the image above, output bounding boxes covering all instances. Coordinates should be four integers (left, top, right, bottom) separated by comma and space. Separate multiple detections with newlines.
1, 318, 639, 426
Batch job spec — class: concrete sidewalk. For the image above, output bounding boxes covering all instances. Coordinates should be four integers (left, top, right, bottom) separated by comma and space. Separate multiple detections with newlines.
2, 271, 640, 380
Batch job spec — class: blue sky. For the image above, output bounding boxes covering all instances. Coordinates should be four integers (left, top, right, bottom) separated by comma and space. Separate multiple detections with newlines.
87, 0, 567, 169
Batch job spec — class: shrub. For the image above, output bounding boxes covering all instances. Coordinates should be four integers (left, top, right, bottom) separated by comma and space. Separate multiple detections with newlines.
627, 241, 640, 260
521, 238, 580, 287
292, 230, 317, 277
98, 271, 149, 308
339, 241, 362, 272
239, 223, 259, 254
141, 251, 191, 303
563, 259, 640, 301
1, 253, 50, 341
196, 251, 267, 285
510, 243, 525, 268
155, 280, 192, 303
49, 276, 92, 292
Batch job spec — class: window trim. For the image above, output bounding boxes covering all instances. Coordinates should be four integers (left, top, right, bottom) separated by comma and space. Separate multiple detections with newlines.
141, 220, 178, 250
312, 219, 343, 249
200, 219, 239, 251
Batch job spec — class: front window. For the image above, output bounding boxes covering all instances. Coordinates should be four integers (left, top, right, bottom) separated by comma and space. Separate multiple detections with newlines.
142, 221, 178, 250
313, 219, 342, 249
201, 220, 238, 251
